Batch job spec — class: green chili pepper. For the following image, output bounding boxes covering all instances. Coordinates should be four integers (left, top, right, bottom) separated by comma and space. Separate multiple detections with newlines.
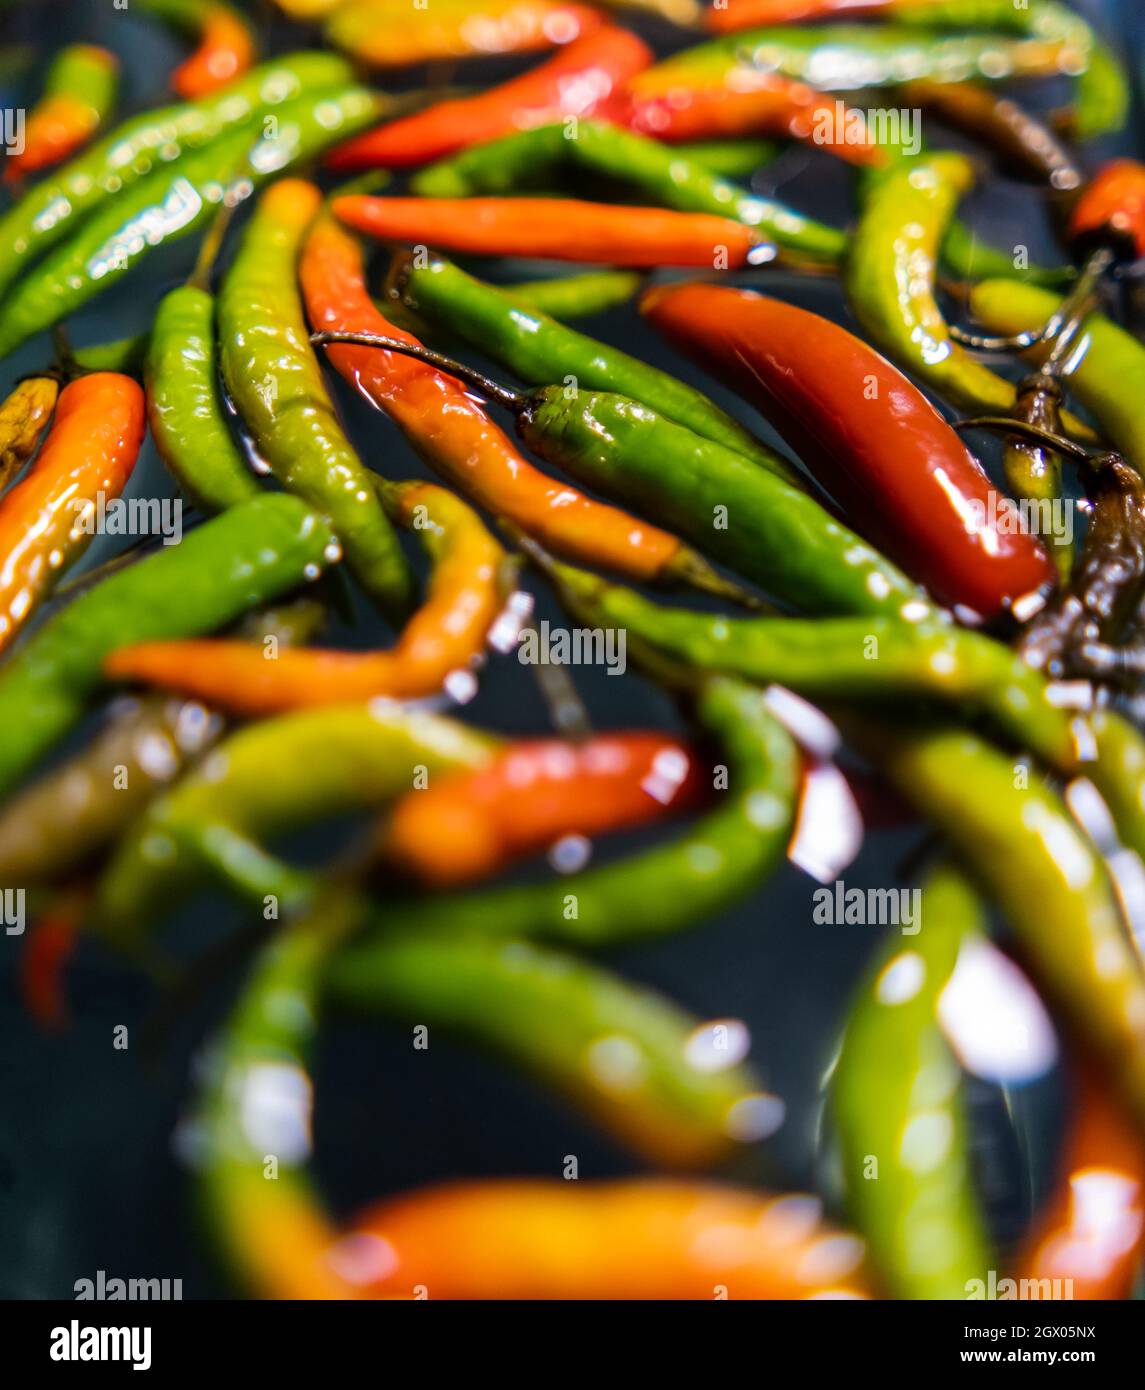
674, 138, 779, 179
219, 178, 414, 623
146, 284, 259, 513
329, 932, 775, 1167
327, 677, 797, 956
0, 493, 334, 799
402, 256, 805, 487
94, 704, 499, 947
0, 84, 383, 362
0, 52, 352, 303
834, 860, 994, 1300
71, 332, 152, 375
499, 270, 645, 321
938, 218, 1073, 290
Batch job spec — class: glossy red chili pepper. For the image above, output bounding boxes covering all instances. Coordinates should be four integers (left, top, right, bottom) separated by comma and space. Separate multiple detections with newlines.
706, 0, 889, 26
326, 24, 651, 171
380, 732, 706, 888
641, 283, 1055, 620
1069, 159, 1145, 262
335, 195, 766, 269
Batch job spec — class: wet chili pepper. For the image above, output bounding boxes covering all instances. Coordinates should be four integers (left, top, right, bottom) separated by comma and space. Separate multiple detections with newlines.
4, 45, 118, 184
378, 732, 704, 888
139, 0, 256, 97
1069, 159, 1145, 266
346, 1178, 870, 1298
0, 84, 384, 362
0, 493, 334, 800
94, 705, 500, 946
326, 24, 649, 171
301, 214, 746, 598
333, 193, 773, 269
834, 861, 993, 1299
325, 0, 602, 70
0, 51, 352, 303
218, 180, 413, 624
499, 269, 644, 319
0, 373, 144, 656
641, 283, 1056, 621
0, 376, 59, 494
104, 482, 507, 713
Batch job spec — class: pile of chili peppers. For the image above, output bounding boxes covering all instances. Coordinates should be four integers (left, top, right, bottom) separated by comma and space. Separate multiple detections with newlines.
2, 0, 1145, 1303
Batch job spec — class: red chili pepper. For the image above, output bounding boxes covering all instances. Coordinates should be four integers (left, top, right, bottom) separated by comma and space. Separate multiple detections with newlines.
380, 733, 705, 888
1068, 159, 1145, 263
334, 195, 765, 268
1018, 1065, 1145, 1299
0, 373, 144, 654
20, 895, 83, 1032
4, 45, 119, 183
326, 24, 651, 171
641, 283, 1055, 619
171, 4, 257, 98
705, 0, 886, 28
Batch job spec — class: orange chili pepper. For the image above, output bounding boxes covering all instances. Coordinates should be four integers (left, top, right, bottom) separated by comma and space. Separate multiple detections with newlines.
0, 373, 144, 655
5, 45, 119, 183
325, 24, 652, 170
705, 0, 886, 28
105, 481, 507, 714
334, 194, 765, 268
1018, 1066, 1145, 1300
1069, 159, 1145, 262
171, 3, 257, 98
326, 0, 602, 70
300, 214, 690, 582
348, 1179, 873, 1298
380, 732, 706, 888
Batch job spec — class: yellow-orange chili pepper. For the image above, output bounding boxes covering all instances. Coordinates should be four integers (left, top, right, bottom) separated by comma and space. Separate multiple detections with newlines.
0, 376, 59, 494
4, 45, 118, 183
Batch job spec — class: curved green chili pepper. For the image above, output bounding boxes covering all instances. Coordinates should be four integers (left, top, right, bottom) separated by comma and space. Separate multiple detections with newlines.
0, 493, 334, 799
402, 256, 805, 487
0, 84, 383, 362
328, 677, 797, 955
71, 332, 152, 375
146, 284, 260, 513
329, 932, 776, 1167
0, 52, 352, 303
672, 138, 780, 179
219, 178, 414, 623
501, 270, 645, 321
834, 860, 993, 1300
94, 704, 499, 947
939, 218, 1073, 289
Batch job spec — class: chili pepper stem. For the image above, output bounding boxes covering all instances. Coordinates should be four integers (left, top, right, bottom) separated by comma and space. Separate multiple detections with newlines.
955, 416, 1105, 467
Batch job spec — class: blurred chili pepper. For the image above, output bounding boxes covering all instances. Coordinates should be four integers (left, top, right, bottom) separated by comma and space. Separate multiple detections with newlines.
138, 0, 256, 97
1069, 159, 1145, 265
347, 1179, 871, 1298
301, 214, 746, 598
334, 193, 772, 269
0, 84, 384, 362
834, 861, 993, 1299
0, 51, 352, 303
0, 373, 144, 656
326, 24, 649, 170
672, 136, 778, 177
500, 269, 644, 319
21, 892, 86, 1032
325, 0, 602, 70
218, 180, 414, 624
0, 494, 335, 800
4, 45, 118, 183
1018, 1064, 1145, 1300
379, 732, 704, 888
0, 376, 58, 494
642, 284, 1055, 621
105, 482, 507, 713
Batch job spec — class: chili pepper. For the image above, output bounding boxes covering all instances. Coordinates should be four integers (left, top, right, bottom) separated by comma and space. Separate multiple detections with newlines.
0, 51, 352, 303
69, 334, 152, 376
500, 269, 644, 320
601, 0, 702, 20
848, 715, 1145, 1138
301, 215, 748, 598
0, 493, 335, 800
333, 194, 773, 269
0, 373, 144, 656
400, 256, 805, 484
21, 892, 85, 1032
325, 0, 602, 70
326, 677, 798, 957
1069, 160, 1145, 266
326, 24, 649, 171
938, 219, 1073, 289
218, 180, 413, 624
378, 732, 705, 889
346, 1178, 871, 1298
138, 0, 256, 98
0, 85, 384, 363
104, 482, 507, 714
4, 45, 118, 184
0, 376, 58, 493
834, 861, 993, 1299
1017, 1064, 1145, 1300
641, 284, 1056, 621
670, 136, 779, 178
